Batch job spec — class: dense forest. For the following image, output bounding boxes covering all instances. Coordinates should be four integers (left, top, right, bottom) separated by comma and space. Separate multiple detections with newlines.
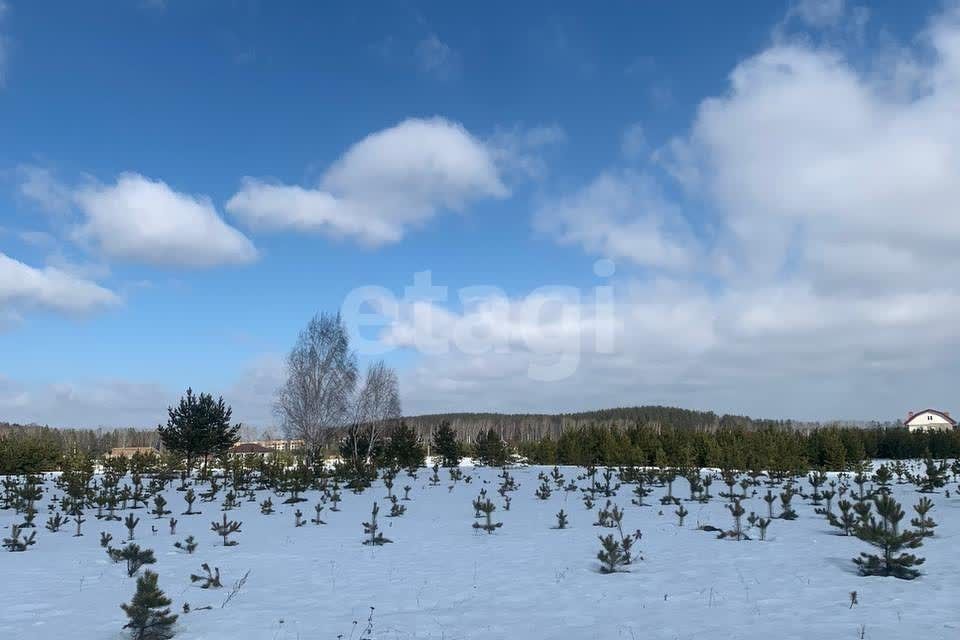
0, 405, 916, 475
403, 405, 895, 444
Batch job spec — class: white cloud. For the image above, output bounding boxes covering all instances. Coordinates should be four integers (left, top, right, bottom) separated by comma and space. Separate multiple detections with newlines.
415, 35, 459, 79
788, 0, 848, 28
16, 165, 72, 214
74, 173, 258, 268
0, 252, 119, 315
227, 117, 509, 247
535, 171, 698, 271
386, 4, 960, 420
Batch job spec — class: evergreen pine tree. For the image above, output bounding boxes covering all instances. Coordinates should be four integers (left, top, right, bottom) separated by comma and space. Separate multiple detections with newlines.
432, 421, 461, 467
120, 570, 178, 640
362, 502, 392, 545
910, 497, 936, 537
852, 494, 926, 580
210, 514, 242, 546
108, 543, 157, 577
3, 524, 37, 552
189, 563, 222, 589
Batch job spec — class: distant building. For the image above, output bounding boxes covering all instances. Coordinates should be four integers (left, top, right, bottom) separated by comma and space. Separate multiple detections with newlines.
107, 446, 160, 458
257, 439, 305, 452
903, 409, 957, 432
228, 442, 274, 459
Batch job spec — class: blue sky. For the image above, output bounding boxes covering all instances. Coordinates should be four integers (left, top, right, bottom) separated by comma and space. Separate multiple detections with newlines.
2, 0, 959, 428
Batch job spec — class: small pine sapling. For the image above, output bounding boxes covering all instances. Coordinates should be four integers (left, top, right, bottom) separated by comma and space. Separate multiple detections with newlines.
387, 495, 406, 517
778, 489, 798, 520
3, 524, 37, 551
535, 479, 552, 500
294, 509, 305, 527
45, 512, 66, 532
757, 516, 771, 540
554, 509, 569, 529
910, 497, 936, 537
402, 485, 412, 501
152, 495, 171, 519
259, 498, 274, 515
101, 531, 114, 548
852, 494, 926, 580
189, 563, 223, 589
108, 543, 157, 577
72, 509, 87, 537
722, 498, 747, 541
362, 502, 392, 545
827, 499, 858, 536
675, 504, 689, 527
174, 535, 197, 554
182, 489, 199, 516
169, 518, 177, 535
311, 503, 326, 525
125, 513, 140, 541
472, 496, 502, 534
120, 569, 177, 640
211, 513, 242, 546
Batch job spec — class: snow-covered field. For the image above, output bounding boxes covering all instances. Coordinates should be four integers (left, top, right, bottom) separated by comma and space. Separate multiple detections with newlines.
2, 463, 959, 640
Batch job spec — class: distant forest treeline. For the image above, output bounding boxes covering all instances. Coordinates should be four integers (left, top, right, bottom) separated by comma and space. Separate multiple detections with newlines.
0, 405, 903, 473
403, 405, 896, 444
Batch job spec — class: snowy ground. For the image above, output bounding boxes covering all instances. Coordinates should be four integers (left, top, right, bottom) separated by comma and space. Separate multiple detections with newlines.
1, 462, 959, 640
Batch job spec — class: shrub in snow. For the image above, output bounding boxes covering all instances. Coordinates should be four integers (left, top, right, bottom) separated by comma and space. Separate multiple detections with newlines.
259, 498, 274, 515
121, 569, 177, 640
554, 509, 569, 529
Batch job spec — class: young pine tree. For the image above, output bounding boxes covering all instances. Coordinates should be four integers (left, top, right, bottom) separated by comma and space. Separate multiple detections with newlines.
362, 502, 392, 545
852, 494, 926, 580
108, 543, 157, 577
910, 497, 936, 538
121, 570, 178, 640
210, 514, 242, 546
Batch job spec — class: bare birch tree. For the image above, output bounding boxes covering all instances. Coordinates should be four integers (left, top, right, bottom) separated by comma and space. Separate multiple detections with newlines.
274, 313, 358, 451
350, 361, 402, 466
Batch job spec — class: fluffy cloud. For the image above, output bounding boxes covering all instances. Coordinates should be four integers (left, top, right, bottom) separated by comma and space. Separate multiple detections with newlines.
535, 171, 698, 271
227, 118, 509, 246
384, 5, 960, 420
0, 252, 119, 315
74, 173, 258, 267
